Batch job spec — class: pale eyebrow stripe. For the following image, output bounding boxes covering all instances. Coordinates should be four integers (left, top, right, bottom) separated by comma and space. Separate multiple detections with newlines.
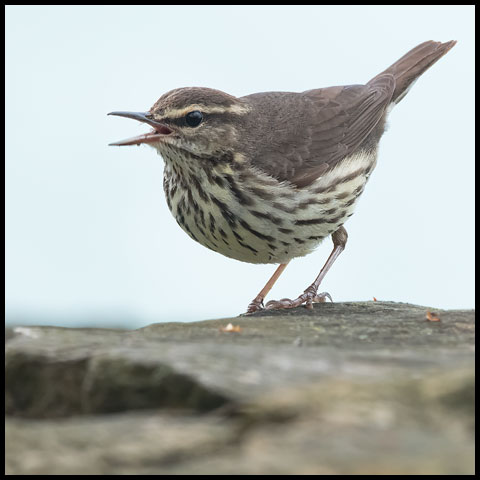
162, 103, 250, 119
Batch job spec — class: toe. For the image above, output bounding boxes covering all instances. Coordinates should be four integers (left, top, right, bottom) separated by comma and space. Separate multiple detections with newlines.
312, 292, 333, 303
246, 299, 264, 314
265, 298, 294, 310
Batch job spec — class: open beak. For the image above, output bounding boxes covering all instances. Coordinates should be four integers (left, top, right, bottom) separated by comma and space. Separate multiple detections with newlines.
108, 111, 173, 146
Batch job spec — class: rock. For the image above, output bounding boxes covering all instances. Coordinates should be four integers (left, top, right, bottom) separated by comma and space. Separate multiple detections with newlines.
5, 302, 475, 474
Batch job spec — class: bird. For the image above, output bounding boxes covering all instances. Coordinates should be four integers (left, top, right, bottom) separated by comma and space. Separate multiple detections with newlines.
109, 40, 456, 314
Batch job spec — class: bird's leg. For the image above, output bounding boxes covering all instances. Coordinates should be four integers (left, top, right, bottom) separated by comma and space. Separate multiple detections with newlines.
246, 262, 290, 314
265, 226, 348, 310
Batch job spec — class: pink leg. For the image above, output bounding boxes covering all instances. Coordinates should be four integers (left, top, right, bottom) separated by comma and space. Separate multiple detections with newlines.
246, 262, 289, 313
265, 226, 348, 310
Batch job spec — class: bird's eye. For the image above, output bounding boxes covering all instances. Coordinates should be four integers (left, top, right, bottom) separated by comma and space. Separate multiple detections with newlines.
185, 111, 203, 127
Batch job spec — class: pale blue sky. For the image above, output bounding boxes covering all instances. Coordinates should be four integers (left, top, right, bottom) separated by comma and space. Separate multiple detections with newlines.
5, 5, 475, 327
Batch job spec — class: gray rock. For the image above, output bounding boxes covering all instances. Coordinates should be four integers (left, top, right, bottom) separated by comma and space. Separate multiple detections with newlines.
5, 302, 475, 474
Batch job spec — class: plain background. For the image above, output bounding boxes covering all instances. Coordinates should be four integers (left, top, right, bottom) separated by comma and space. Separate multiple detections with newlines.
5, 5, 475, 328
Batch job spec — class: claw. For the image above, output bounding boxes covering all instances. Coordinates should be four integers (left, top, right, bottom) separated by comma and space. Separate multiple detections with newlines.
313, 292, 333, 303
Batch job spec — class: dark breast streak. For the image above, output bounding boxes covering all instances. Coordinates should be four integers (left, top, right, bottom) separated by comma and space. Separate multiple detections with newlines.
161, 148, 376, 264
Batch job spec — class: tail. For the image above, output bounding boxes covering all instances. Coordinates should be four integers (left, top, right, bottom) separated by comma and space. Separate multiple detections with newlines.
368, 40, 456, 104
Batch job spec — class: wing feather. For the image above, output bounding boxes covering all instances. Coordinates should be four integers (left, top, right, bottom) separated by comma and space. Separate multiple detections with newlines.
244, 75, 395, 188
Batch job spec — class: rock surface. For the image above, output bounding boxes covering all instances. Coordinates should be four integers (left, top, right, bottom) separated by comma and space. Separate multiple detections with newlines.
5, 302, 475, 475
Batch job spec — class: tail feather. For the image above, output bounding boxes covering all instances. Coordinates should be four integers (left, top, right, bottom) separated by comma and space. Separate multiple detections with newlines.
368, 40, 456, 104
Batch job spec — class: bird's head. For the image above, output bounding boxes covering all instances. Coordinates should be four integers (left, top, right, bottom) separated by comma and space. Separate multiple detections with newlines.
109, 87, 250, 159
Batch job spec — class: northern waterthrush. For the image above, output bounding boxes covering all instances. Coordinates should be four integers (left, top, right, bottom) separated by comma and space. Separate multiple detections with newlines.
109, 40, 455, 313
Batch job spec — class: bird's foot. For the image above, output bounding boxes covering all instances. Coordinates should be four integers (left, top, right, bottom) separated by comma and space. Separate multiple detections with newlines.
246, 295, 265, 314
264, 286, 332, 310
